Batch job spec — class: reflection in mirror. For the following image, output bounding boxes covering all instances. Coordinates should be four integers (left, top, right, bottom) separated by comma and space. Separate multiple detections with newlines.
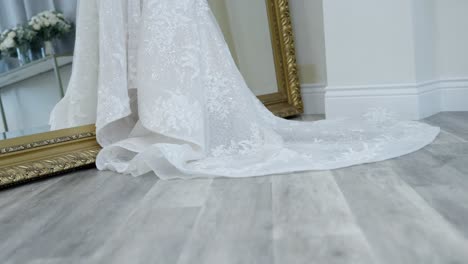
0, 1, 77, 140
208, 0, 279, 96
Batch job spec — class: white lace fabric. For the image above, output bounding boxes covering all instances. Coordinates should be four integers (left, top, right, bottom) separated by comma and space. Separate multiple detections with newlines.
50, 0, 440, 179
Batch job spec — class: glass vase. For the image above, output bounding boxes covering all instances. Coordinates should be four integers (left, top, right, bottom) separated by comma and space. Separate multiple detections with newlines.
2, 55, 19, 70
16, 44, 33, 66
30, 41, 44, 60
0, 56, 6, 74
40, 40, 55, 58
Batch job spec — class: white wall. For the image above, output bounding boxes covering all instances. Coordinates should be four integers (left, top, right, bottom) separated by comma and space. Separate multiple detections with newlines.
412, 0, 437, 82
320, 0, 468, 119
435, 0, 468, 79
323, 0, 416, 86
289, 0, 327, 85
321, 0, 421, 119
289, 0, 328, 114
434, 0, 468, 112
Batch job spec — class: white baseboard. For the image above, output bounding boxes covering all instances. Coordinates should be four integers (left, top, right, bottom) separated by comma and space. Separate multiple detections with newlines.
301, 83, 326, 115
322, 78, 468, 120
440, 79, 468, 112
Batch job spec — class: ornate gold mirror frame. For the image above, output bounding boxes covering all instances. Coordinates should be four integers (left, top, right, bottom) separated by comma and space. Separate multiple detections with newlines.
0, 0, 302, 188
262, 0, 303, 117
0, 125, 100, 188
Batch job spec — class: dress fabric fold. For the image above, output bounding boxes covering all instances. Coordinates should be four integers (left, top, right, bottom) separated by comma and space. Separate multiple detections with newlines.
50, 0, 440, 179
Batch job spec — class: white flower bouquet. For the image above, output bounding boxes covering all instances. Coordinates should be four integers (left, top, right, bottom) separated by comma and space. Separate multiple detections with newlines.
0, 30, 18, 55
29, 10, 73, 42
0, 26, 36, 57
0, 26, 37, 65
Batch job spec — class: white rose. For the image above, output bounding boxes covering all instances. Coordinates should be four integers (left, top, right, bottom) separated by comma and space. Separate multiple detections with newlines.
44, 21, 50, 27
33, 24, 41, 30
7, 32, 16, 38
50, 18, 58, 26
4, 37, 15, 48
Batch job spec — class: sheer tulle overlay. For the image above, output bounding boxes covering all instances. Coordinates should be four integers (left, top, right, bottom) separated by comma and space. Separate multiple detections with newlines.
50, 0, 440, 179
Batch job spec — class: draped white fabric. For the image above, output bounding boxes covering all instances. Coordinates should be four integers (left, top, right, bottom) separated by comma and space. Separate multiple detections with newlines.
50, 0, 440, 179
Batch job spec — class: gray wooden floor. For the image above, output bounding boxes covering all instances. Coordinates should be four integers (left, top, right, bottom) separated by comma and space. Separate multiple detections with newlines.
1, 112, 468, 264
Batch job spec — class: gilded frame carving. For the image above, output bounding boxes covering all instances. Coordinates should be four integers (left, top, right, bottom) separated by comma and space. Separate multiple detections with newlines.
0, 0, 302, 188
0, 125, 100, 188
261, 0, 304, 117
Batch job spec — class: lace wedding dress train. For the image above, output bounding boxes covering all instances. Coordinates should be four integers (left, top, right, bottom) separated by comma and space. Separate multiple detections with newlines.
50, 0, 440, 179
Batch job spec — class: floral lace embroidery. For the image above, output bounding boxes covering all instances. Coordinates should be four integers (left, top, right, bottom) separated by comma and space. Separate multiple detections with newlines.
57, 0, 440, 179
205, 72, 236, 119
210, 124, 263, 157
141, 91, 203, 136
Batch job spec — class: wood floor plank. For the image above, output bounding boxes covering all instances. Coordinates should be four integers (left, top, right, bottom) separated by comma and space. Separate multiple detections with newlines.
176, 177, 274, 264
22, 258, 65, 264
90, 178, 213, 264
450, 111, 468, 122
390, 143, 468, 238
430, 130, 466, 144
1, 169, 158, 263
145, 178, 213, 208
2, 112, 468, 264
91, 207, 201, 264
272, 171, 379, 264
389, 149, 467, 188
424, 142, 468, 175
301, 114, 325, 122
333, 164, 468, 264
424, 112, 468, 141
0, 176, 64, 211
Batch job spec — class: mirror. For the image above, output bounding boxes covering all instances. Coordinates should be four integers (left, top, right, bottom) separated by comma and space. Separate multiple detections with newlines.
0, 1, 77, 140
0, 0, 302, 188
0, 55, 73, 140
209, 0, 278, 96
0, 1, 99, 188
209, 0, 303, 116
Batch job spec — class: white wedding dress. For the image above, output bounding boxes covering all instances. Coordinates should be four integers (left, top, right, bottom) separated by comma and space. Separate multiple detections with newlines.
50, 0, 440, 179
